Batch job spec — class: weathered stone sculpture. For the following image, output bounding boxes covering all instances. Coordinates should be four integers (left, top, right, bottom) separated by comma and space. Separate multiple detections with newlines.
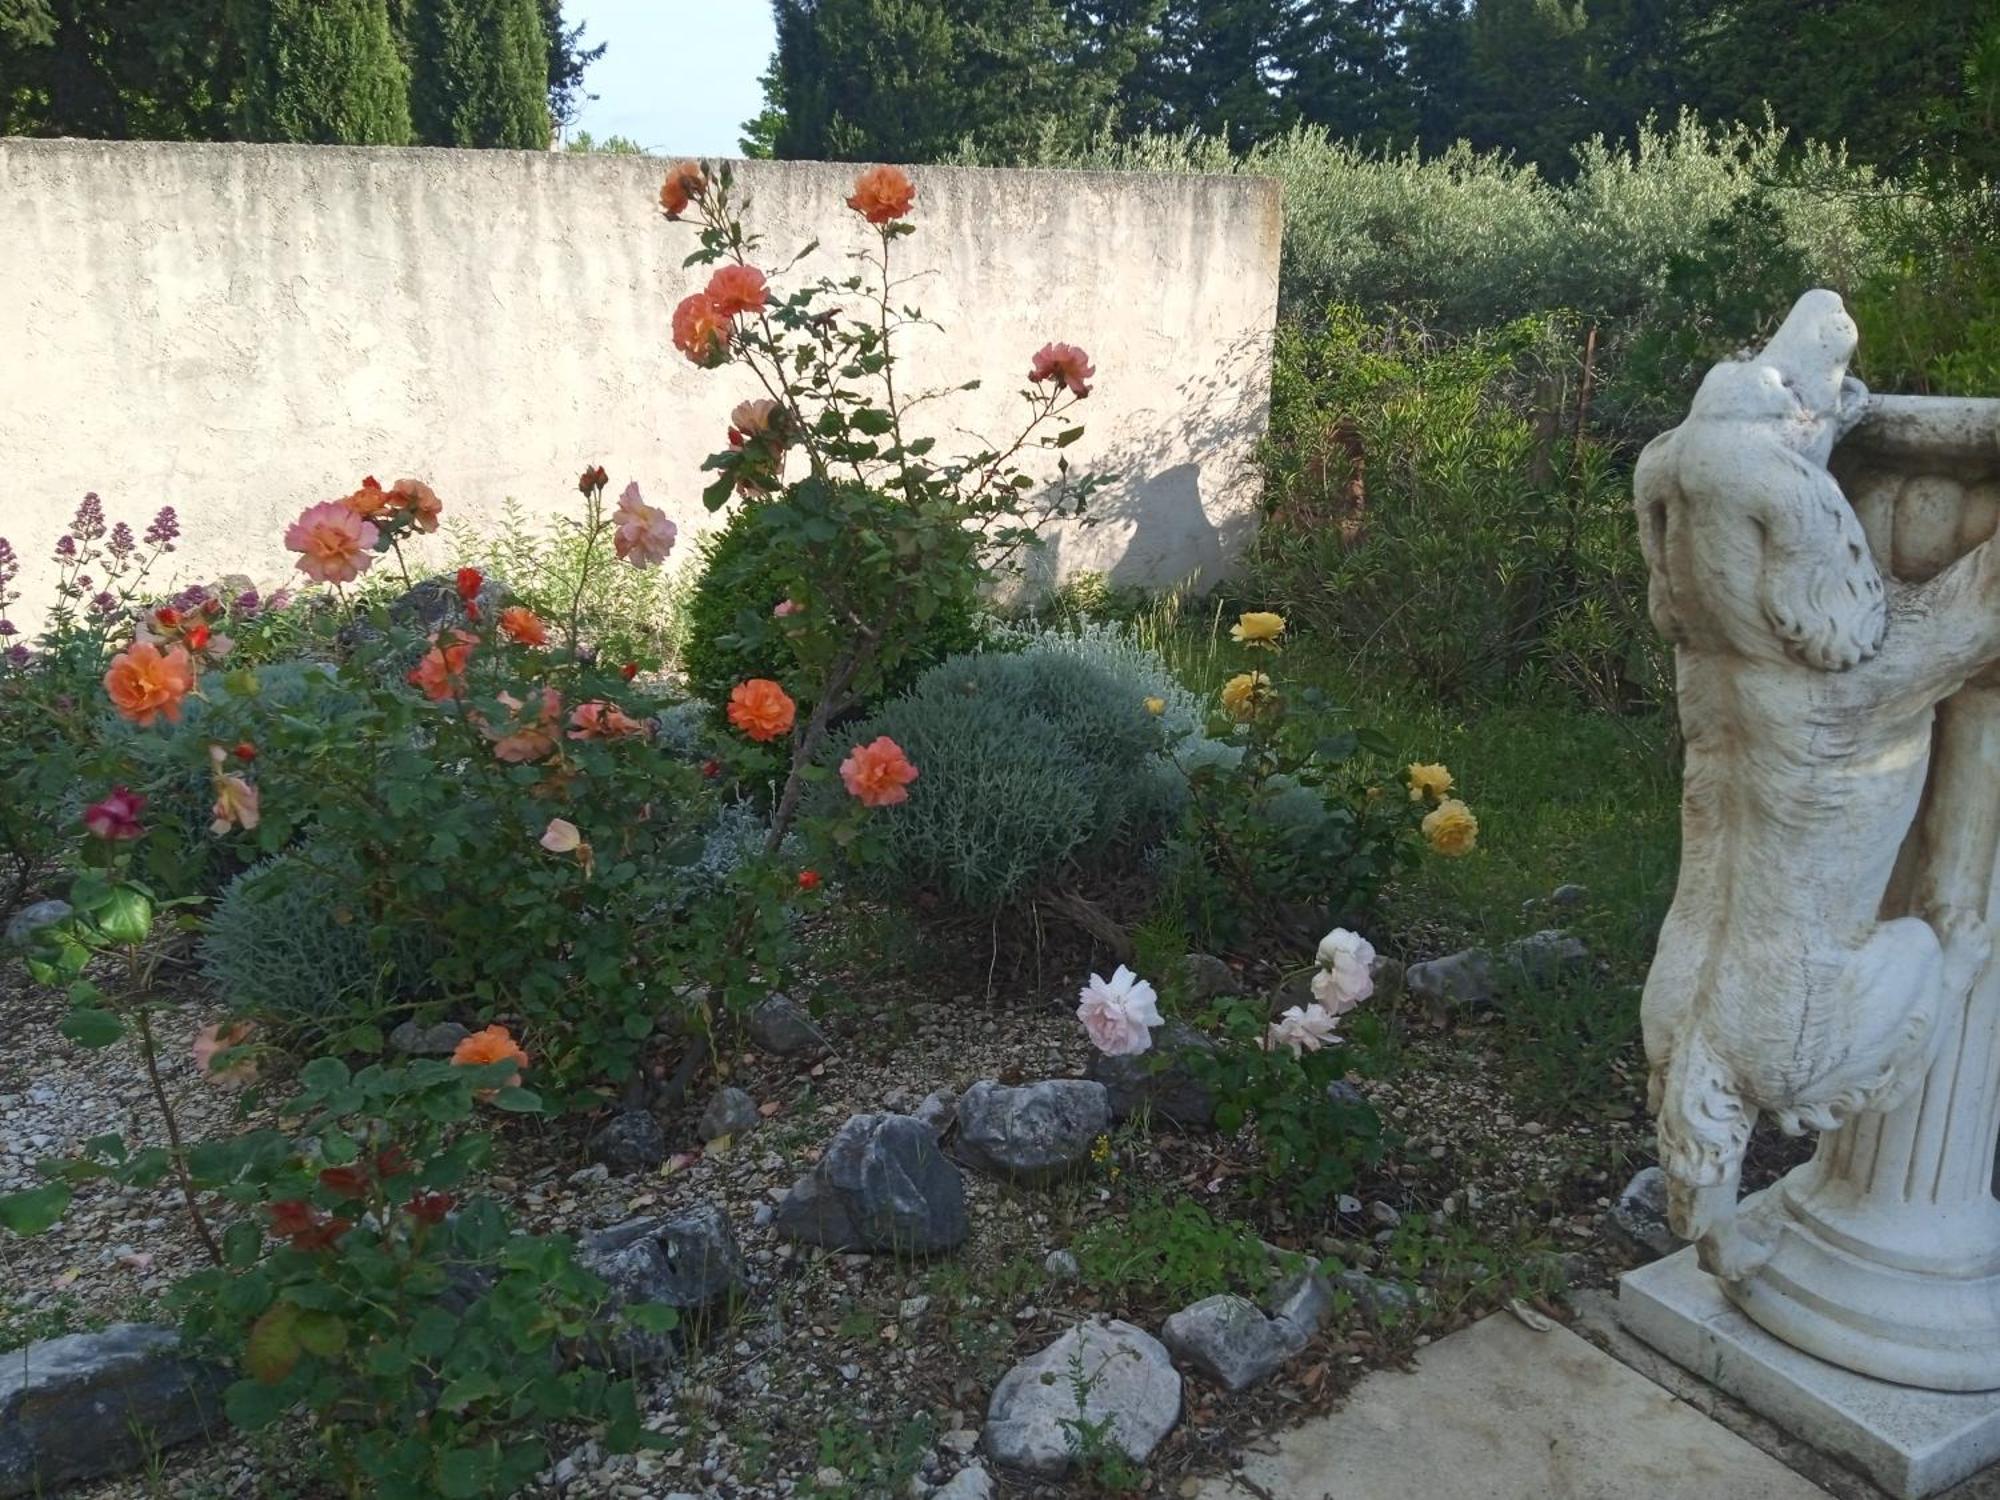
1622, 289, 2000, 1498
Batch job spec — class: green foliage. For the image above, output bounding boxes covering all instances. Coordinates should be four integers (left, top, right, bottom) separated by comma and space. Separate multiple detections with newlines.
1073, 1195, 1268, 1304
1850, 184, 2000, 396
1251, 309, 1664, 710
200, 845, 433, 1022
404, 0, 550, 148
680, 500, 982, 711
447, 499, 692, 668
226, 0, 413, 144
984, 615, 1204, 735
839, 649, 1173, 913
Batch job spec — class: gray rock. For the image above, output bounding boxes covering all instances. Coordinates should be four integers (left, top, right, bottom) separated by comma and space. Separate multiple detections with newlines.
1505, 929, 1591, 986
698, 1086, 761, 1142
1335, 1270, 1416, 1319
746, 994, 830, 1058
573, 1203, 745, 1370
1089, 1021, 1217, 1131
388, 1019, 468, 1056
913, 1089, 958, 1135
1263, 1269, 1335, 1346
954, 1080, 1109, 1184
1551, 883, 1589, 909
1325, 1080, 1368, 1112
3, 899, 69, 952
1159, 1294, 1294, 1392
774, 1113, 968, 1256
933, 1463, 994, 1500
0, 1324, 223, 1497
1179, 953, 1238, 1001
1044, 1248, 1080, 1281
1610, 1166, 1681, 1261
1367, 1201, 1402, 1228
1405, 948, 1496, 1015
588, 1110, 667, 1176
984, 1319, 1181, 1477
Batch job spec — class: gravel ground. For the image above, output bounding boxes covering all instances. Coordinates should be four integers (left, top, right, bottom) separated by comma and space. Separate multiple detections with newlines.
1, 925, 1730, 1500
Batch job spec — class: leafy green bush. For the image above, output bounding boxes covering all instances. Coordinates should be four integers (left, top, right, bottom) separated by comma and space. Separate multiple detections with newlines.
681, 500, 983, 710
1251, 310, 1663, 711
837, 649, 1174, 913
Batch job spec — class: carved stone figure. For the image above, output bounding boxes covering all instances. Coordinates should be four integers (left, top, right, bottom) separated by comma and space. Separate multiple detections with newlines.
1633, 288, 2000, 1396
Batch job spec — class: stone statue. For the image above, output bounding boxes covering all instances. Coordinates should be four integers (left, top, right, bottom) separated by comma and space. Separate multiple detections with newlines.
1636, 290, 1991, 1278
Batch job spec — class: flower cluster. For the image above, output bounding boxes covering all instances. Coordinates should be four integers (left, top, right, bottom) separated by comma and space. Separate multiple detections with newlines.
283, 475, 444, 585
1406, 761, 1478, 856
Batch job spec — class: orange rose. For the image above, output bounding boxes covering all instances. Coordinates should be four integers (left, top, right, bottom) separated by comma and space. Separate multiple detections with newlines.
485, 686, 562, 763
568, 700, 648, 740
659, 159, 707, 218
342, 476, 390, 518
840, 735, 919, 808
452, 1024, 529, 1091
105, 640, 195, 726
672, 292, 731, 367
706, 264, 768, 318
847, 164, 916, 224
726, 678, 796, 743
499, 606, 548, 646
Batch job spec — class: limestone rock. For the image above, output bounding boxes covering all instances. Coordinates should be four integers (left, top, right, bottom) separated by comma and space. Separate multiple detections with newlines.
699, 1086, 761, 1142
746, 994, 830, 1058
3, 899, 69, 951
573, 1203, 745, 1370
913, 1089, 958, 1135
587, 1110, 667, 1176
1505, 929, 1591, 985
387, 1019, 468, 1056
954, 1080, 1110, 1184
1089, 1021, 1217, 1131
1180, 953, 1238, 1001
1263, 1269, 1336, 1346
985, 1319, 1181, 1477
774, 1113, 968, 1255
1160, 1294, 1295, 1392
932, 1462, 994, 1500
0, 1324, 223, 1497
1610, 1166, 1681, 1261
1336, 1270, 1417, 1319
1406, 948, 1496, 1015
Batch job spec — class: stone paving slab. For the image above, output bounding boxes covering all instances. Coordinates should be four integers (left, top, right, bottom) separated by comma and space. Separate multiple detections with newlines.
1193, 1312, 1832, 1500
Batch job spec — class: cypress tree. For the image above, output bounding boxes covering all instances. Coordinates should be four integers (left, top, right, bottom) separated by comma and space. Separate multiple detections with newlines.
405, 0, 550, 149
226, 0, 412, 143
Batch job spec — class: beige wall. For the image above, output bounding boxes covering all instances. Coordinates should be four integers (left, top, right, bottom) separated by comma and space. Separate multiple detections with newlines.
0, 140, 1280, 632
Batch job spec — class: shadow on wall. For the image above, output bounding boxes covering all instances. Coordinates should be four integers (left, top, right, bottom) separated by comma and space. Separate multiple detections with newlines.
1027, 325, 1271, 595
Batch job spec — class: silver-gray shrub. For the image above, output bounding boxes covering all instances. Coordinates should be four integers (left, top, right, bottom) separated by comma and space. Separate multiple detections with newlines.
841, 650, 1180, 912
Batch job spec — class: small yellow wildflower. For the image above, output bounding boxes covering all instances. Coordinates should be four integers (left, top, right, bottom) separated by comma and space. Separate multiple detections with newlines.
1219, 671, 1271, 720
1230, 610, 1286, 648
1144, 696, 1166, 716
1422, 798, 1479, 857
1407, 762, 1454, 803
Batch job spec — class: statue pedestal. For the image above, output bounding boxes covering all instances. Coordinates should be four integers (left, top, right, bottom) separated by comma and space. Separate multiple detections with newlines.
1620, 1249, 2000, 1499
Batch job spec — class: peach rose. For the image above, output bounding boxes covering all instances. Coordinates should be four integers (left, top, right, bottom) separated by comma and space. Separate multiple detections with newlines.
727, 678, 796, 743
193, 1021, 259, 1090
341, 476, 390, 519
539, 818, 581, 853
659, 159, 707, 218
731, 398, 783, 441
1029, 342, 1095, 399
104, 640, 195, 726
568, 700, 648, 740
840, 735, 919, 808
390, 478, 443, 533
672, 292, 731, 367
487, 686, 563, 763
285, 500, 379, 585
612, 483, 677, 569
407, 630, 475, 702
706, 264, 768, 318
847, 164, 916, 224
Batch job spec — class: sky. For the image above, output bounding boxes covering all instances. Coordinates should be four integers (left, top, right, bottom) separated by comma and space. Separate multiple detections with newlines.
564, 1, 776, 157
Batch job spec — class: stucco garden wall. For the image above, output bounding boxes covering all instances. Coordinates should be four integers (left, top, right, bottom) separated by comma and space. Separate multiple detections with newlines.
0, 139, 1280, 629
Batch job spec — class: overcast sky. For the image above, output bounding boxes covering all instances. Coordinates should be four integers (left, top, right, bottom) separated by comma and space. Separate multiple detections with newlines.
564, 0, 775, 157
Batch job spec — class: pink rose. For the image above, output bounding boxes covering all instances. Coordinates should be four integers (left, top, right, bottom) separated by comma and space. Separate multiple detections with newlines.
1076, 966, 1162, 1057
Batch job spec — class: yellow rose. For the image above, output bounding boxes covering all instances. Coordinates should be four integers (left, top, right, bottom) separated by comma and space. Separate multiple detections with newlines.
1144, 696, 1166, 716
1422, 798, 1479, 857
1219, 671, 1271, 719
1230, 611, 1286, 647
1407, 762, 1453, 803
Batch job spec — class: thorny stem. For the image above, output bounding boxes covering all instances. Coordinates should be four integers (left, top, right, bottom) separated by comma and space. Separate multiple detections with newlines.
132, 996, 222, 1265
565, 493, 606, 659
